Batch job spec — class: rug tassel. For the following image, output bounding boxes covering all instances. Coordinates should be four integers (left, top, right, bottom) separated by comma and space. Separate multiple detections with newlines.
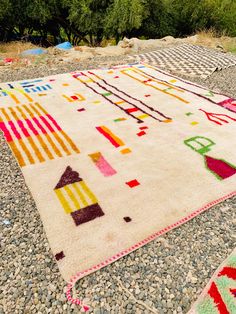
66, 276, 90, 312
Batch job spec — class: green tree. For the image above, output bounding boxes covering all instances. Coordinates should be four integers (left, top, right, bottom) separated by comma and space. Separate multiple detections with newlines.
63, 0, 112, 46
141, 0, 175, 38
168, 0, 236, 37
0, 0, 14, 40
0, 0, 235, 45
105, 0, 145, 42
213, 0, 236, 36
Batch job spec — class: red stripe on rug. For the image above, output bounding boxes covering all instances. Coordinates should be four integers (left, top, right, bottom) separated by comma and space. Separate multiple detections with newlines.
218, 266, 236, 280
208, 282, 230, 314
126, 108, 139, 113
96, 126, 120, 148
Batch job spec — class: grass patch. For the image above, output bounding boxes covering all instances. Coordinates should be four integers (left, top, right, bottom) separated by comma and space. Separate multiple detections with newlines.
196, 29, 236, 53
224, 42, 236, 54
0, 41, 41, 58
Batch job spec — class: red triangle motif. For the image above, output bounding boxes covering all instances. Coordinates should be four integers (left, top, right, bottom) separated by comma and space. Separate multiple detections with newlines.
205, 155, 236, 179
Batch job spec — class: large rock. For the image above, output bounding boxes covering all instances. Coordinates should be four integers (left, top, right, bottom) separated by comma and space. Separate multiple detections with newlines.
184, 34, 199, 44
118, 36, 179, 52
118, 37, 134, 48
118, 37, 142, 51
160, 36, 176, 43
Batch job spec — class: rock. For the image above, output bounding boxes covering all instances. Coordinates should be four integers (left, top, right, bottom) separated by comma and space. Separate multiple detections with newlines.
138, 291, 145, 299
127, 303, 132, 310
161, 36, 176, 43
167, 300, 173, 308
135, 287, 140, 294
118, 37, 134, 48
216, 44, 226, 53
185, 34, 199, 44
47, 47, 64, 56
74, 46, 83, 52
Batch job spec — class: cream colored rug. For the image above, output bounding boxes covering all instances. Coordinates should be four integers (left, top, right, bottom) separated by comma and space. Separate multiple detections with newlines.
0, 63, 235, 310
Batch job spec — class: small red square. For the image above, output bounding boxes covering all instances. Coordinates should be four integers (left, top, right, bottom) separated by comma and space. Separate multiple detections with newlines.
126, 179, 140, 188
71, 95, 78, 100
137, 131, 146, 136
139, 126, 148, 130
126, 108, 138, 113
77, 108, 85, 112
145, 94, 151, 97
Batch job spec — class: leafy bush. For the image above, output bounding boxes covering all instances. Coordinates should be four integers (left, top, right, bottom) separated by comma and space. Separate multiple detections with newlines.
0, 0, 235, 45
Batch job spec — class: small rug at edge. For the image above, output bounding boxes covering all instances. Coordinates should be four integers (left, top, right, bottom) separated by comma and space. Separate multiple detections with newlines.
133, 44, 236, 79
188, 248, 236, 314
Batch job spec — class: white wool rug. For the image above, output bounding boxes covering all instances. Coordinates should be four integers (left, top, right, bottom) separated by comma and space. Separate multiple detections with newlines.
0, 63, 235, 310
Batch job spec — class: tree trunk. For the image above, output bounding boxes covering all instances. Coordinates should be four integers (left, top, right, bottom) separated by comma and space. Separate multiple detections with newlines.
115, 34, 121, 44
89, 34, 94, 46
95, 30, 103, 46
19, 25, 25, 37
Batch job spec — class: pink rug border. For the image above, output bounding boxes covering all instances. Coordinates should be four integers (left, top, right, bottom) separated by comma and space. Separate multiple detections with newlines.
66, 190, 236, 309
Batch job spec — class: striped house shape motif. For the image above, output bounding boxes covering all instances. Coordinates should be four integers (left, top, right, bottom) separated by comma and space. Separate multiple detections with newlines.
54, 166, 104, 226
0, 103, 80, 167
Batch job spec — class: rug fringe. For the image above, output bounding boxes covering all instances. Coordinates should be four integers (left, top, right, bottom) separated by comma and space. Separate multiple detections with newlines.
66, 278, 90, 312
65, 191, 236, 310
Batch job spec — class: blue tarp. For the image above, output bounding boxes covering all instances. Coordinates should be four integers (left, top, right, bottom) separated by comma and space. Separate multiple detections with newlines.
21, 48, 47, 55
55, 42, 73, 50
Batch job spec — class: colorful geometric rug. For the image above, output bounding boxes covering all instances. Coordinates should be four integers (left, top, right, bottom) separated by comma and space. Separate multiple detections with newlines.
133, 44, 236, 78
188, 248, 236, 314
0, 63, 236, 310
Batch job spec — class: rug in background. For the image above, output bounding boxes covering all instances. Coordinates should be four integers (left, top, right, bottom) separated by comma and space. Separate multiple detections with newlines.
0, 63, 236, 309
133, 44, 236, 79
189, 248, 236, 314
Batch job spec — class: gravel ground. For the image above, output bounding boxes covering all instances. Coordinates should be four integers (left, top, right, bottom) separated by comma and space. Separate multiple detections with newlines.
173, 66, 236, 98
0, 53, 236, 314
